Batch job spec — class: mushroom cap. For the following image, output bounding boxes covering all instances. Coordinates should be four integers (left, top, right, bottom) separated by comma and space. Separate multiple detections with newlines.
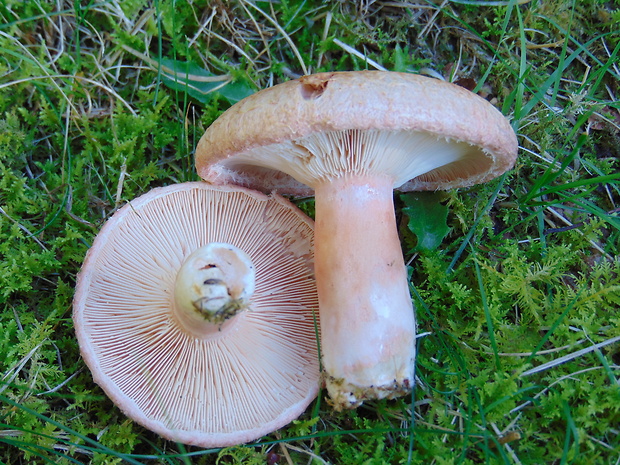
195, 70, 518, 196
73, 182, 319, 447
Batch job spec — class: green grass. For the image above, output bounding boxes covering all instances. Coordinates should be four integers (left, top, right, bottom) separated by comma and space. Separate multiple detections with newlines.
1, 0, 619, 463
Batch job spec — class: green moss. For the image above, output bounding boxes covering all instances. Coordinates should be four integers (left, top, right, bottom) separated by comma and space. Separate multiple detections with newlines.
1, 0, 619, 463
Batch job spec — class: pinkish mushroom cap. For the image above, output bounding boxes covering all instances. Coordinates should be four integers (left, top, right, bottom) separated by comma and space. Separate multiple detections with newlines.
195, 71, 518, 196
73, 182, 320, 446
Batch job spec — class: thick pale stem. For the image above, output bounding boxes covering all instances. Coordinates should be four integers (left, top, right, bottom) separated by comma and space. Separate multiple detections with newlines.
174, 243, 255, 338
315, 176, 416, 409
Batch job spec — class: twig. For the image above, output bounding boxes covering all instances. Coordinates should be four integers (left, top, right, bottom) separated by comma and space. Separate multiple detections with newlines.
521, 334, 620, 377
0, 206, 48, 250
544, 206, 611, 259
332, 38, 387, 71
115, 159, 128, 207
37, 369, 83, 395
0, 343, 45, 396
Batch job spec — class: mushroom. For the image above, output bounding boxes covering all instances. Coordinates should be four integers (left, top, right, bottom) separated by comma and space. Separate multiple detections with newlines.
195, 71, 519, 409
73, 182, 320, 447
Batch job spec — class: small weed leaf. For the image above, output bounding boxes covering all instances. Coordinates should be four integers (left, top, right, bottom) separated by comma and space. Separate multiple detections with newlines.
401, 192, 451, 252
157, 57, 255, 105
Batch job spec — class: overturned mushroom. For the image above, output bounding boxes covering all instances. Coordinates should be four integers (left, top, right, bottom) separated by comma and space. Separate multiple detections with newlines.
195, 71, 518, 409
73, 182, 320, 447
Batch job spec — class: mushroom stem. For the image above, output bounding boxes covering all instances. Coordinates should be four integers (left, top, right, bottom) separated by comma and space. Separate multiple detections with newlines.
314, 175, 416, 410
174, 242, 255, 337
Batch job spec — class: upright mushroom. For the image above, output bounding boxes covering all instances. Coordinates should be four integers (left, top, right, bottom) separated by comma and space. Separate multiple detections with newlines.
195, 71, 518, 409
73, 182, 320, 447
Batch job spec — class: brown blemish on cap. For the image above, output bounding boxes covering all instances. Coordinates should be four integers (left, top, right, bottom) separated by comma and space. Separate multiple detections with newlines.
299, 73, 333, 100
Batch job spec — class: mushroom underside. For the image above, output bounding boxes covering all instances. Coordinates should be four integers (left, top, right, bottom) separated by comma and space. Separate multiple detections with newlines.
73, 183, 320, 446
202, 129, 496, 194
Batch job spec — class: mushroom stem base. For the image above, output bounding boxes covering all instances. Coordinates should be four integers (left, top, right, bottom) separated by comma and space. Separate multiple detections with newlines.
323, 374, 412, 411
